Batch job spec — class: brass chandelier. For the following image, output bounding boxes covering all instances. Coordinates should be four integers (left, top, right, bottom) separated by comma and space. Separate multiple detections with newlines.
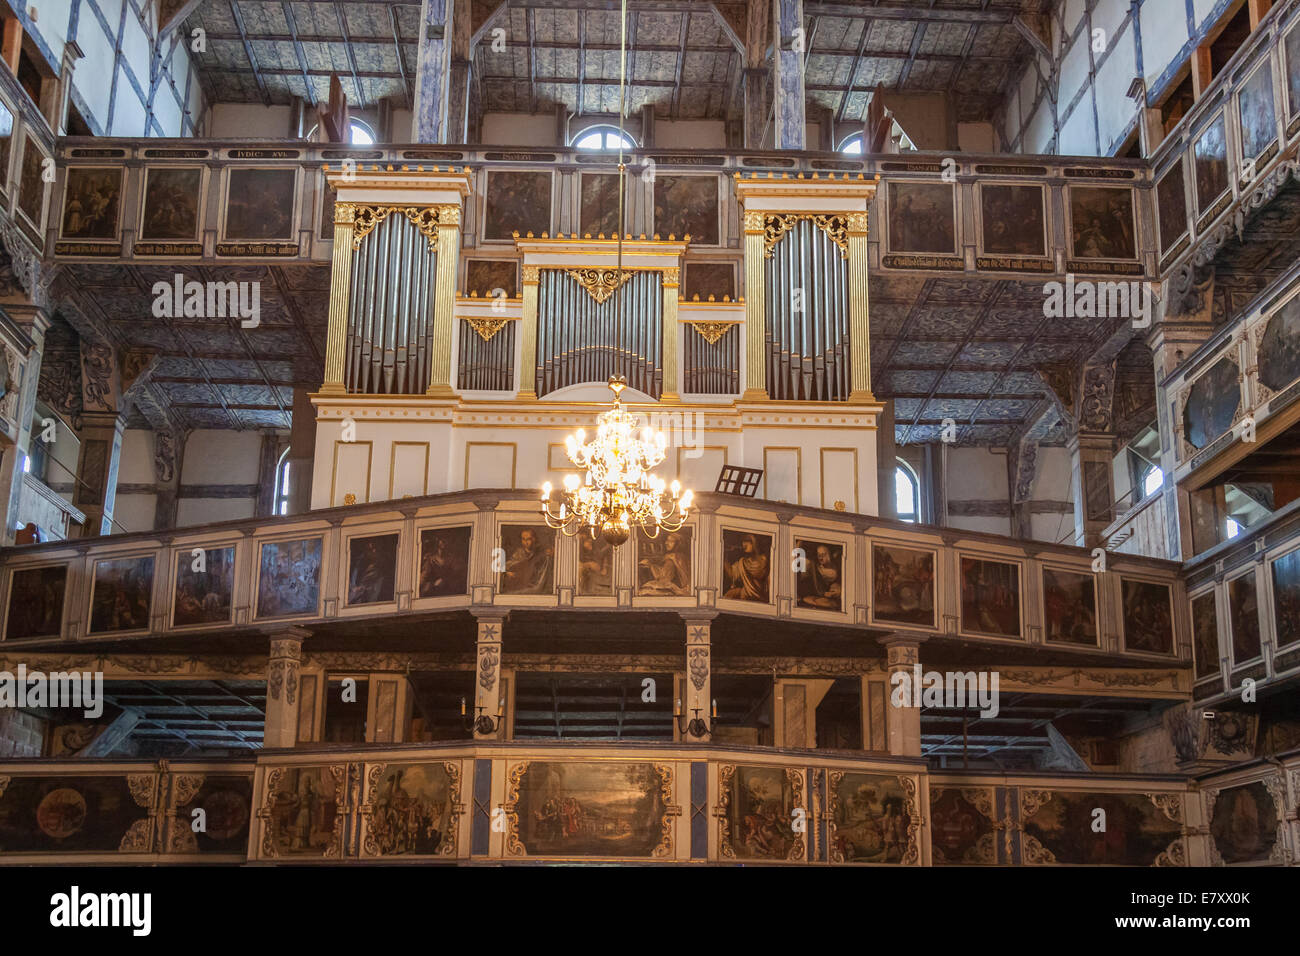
541, 377, 693, 546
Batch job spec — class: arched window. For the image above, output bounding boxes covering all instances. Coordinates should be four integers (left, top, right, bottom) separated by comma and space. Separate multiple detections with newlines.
895, 458, 920, 523
307, 119, 376, 145
838, 132, 864, 154
273, 447, 292, 516
572, 125, 637, 151
1140, 464, 1163, 498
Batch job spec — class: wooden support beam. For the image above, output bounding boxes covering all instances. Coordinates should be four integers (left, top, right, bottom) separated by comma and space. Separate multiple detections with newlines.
1191, 45, 1213, 100
2, 17, 22, 75
228, 0, 272, 106
1248, 0, 1272, 30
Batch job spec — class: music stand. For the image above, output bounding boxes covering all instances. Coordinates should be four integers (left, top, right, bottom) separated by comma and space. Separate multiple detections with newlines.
714, 464, 763, 498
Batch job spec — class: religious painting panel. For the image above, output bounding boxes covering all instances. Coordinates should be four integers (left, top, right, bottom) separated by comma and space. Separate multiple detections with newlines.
140, 166, 203, 241
1041, 566, 1098, 646
173, 545, 235, 626
499, 524, 555, 595
795, 538, 843, 611
653, 175, 720, 245
887, 181, 956, 254
464, 258, 519, 298
636, 527, 692, 596
720, 529, 772, 603
1181, 356, 1240, 449
1210, 780, 1280, 864
1021, 790, 1183, 865
5, 564, 66, 640
1121, 578, 1175, 654
959, 555, 1022, 638
1228, 571, 1262, 663
362, 762, 460, 857
579, 171, 621, 237
223, 167, 297, 240
1288, 19, 1300, 125
1272, 547, 1300, 647
59, 167, 122, 240
683, 261, 737, 302
0, 775, 152, 853
484, 170, 552, 241
16, 132, 49, 231
418, 525, 471, 598
89, 555, 155, 634
318, 179, 335, 241
255, 537, 323, 619
979, 183, 1045, 256
506, 761, 671, 858
828, 771, 918, 864
261, 766, 342, 858
1193, 114, 1230, 216
0, 97, 13, 197
1257, 294, 1300, 394
1237, 61, 1278, 163
718, 764, 804, 861
577, 533, 614, 596
872, 542, 936, 628
1191, 590, 1221, 678
1068, 186, 1136, 260
929, 787, 997, 865
1154, 158, 1188, 254
346, 532, 398, 606
169, 774, 253, 854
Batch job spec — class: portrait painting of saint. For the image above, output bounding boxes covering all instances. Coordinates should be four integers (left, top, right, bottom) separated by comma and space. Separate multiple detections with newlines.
872, 543, 935, 627
636, 528, 692, 596
683, 262, 736, 301
1155, 159, 1187, 253
17, 134, 48, 229
960, 557, 1021, 638
724, 765, 799, 861
1121, 578, 1174, 654
578, 533, 614, 596
794, 538, 842, 611
484, 170, 552, 240
579, 172, 621, 237
510, 761, 668, 857
1257, 296, 1300, 393
830, 772, 913, 864
265, 767, 339, 858
1272, 548, 1300, 647
721, 530, 772, 603
1194, 115, 1230, 214
173, 545, 235, 626
1238, 63, 1278, 162
1228, 573, 1262, 663
418, 526, 470, 598
653, 175, 720, 245
365, 764, 455, 856
1042, 567, 1097, 645
980, 184, 1045, 256
464, 258, 519, 298
224, 168, 297, 240
256, 537, 322, 618
89, 556, 155, 633
888, 182, 955, 254
141, 167, 202, 240
1209, 781, 1278, 864
347, 533, 398, 606
1192, 591, 1220, 678
1182, 356, 1240, 449
1069, 187, 1136, 260
500, 525, 555, 595
60, 167, 122, 240
5, 565, 66, 640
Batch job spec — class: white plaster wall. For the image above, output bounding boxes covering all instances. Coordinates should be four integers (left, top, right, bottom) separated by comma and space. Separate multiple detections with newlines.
481, 112, 559, 146
208, 104, 295, 140
181, 430, 261, 484
657, 120, 726, 149
1141, 0, 1192, 86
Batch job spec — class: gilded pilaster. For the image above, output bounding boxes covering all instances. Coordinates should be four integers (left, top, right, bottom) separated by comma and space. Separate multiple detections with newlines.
518, 264, 541, 399
741, 209, 767, 401
322, 203, 356, 394
661, 266, 680, 402
426, 202, 462, 398
847, 210, 873, 402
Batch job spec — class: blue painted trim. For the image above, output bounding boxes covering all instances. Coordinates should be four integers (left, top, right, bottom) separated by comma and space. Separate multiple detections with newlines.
7, 6, 60, 72
68, 85, 103, 136
104, 0, 131, 133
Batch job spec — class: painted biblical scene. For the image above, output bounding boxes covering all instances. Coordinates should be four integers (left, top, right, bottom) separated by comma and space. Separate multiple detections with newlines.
264, 767, 340, 857
1022, 791, 1182, 865
484, 170, 552, 240
795, 539, 843, 611
929, 787, 996, 864
721, 530, 772, 603
318, 181, 335, 240
464, 258, 519, 298
830, 772, 913, 864
0, 99, 12, 194
224, 168, 296, 240
1194, 115, 1230, 213
347, 533, 398, 606
173, 545, 235, 626
1182, 356, 1240, 448
1069, 187, 1136, 259
510, 761, 668, 857
960, 556, 1021, 638
1238, 64, 1278, 161
980, 183, 1045, 256
499, 525, 555, 595
1273, 548, 1300, 646
579, 172, 621, 237
1121, 578, 1174, 654
1228, 573, 1262, 663
140, 167, 202, 240
6, 565, 66, 640
17, 135, 46, 227
173, 775, 253, 854
60, 167, 122, 240
0, 775, 149, 853
89, 556, 155, 633
636, 528, 692, 596
256, 538, 322, 618
1155, 159, 1187, 252
1042, 567, 1098, 645
683, 262, 736, 301
1192, 591, 1220, 678
366, 763, 456, 856
577, 533, 614, 595
1258, 296, 1300, 392
653, 175, 720, 245
723, 765, 800, 861
888, 181, 955, 253
1210, 781, 1278, 864
872, 543, 935, 627
418, 525, 471, 598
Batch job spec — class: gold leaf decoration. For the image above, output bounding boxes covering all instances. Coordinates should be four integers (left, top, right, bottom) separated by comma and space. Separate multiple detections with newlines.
467, 317, 511, 342
689, 321, 736, 345
763, 214, 800, 257
565, 268, 636, 304
403, 207, 441, 249
352, 205, 441, 249
812, 214, 849, 256
763, 213, 849, 257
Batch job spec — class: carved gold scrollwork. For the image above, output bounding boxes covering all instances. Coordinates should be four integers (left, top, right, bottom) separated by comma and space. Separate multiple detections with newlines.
467, 317, 512, 342
762, 213, 850, 258
688, 321, 736, 345
403, 207, 441, 249
812, 214, 849, 256
763, 214, 800, 257
565, 268, 636, 304
353, 205, 442, 250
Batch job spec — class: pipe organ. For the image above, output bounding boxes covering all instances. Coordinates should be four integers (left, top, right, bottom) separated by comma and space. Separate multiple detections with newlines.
458, 318, 516, 392
683, 323, 740, 395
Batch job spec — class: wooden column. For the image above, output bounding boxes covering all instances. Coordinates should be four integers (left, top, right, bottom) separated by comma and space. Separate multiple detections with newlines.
741, 210, 768, 400
661, 265, 680, 402
681, 614, 715, 742
321, 201, 356, 394
2, 18, 21, 75
426, 203, 461, 397
879, 634, 924, 758
518, 265, 540, 399
473, 612, 506, 740
847, 209, 873, 402
772, 0, 807, 150
265, 627, 310, 749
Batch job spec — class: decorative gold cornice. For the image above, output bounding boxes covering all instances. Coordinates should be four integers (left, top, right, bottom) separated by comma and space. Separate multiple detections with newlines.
763, 213, 849, 257
689, 320, 737, 345
565, 267, 637, 304
465, 317, 512, 342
